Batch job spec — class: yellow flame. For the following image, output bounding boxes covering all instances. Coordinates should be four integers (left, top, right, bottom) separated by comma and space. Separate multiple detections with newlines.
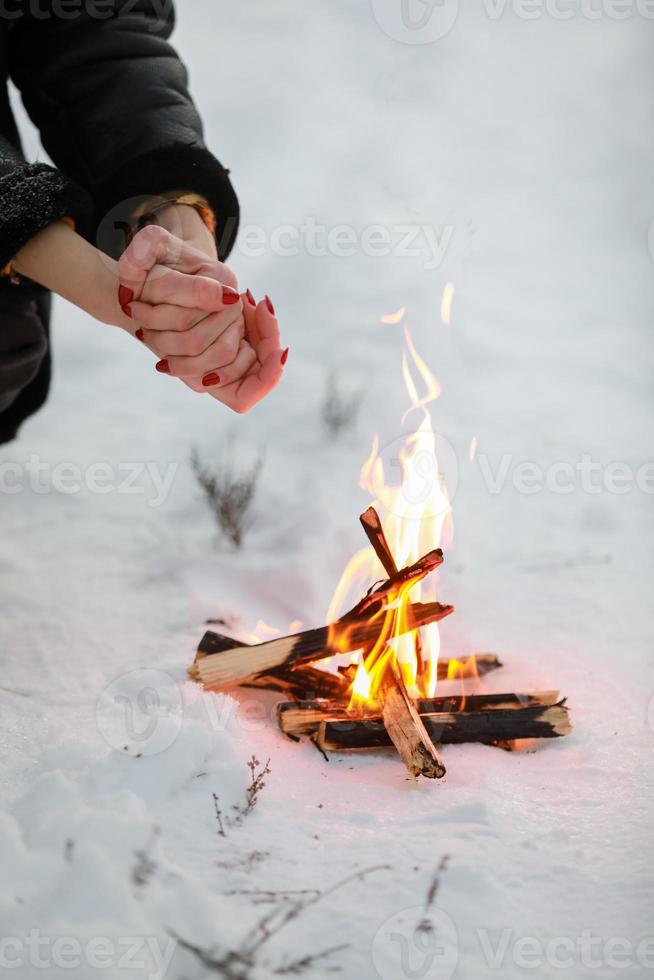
327, 327, 453, 708
352, 662, 372, 700
441, 283, 455, 326
469, 436, 478, 462
401, 328, 441, 424
380, 306, 406, 325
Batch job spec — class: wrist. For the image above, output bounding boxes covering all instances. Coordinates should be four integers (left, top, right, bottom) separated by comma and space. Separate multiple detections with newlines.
93, 256, 133, 330
154, 203, 218, 259
14, 221, 131, 330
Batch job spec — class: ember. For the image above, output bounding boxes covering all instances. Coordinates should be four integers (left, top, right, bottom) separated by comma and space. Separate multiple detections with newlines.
188, 329, 572, 778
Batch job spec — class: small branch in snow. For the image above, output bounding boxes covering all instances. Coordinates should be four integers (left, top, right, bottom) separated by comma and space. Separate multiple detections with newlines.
212, 792, 227, 838
169, 864, 391, 978
213, 757, 272, 838
419, 854, 451, 933
242, 756, 271, 815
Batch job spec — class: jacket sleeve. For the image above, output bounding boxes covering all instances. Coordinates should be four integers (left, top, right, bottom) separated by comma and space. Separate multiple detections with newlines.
0, 135, 93, 274
8, 1, 239, 260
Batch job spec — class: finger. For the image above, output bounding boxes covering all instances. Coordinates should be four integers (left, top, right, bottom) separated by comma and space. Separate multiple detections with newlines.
199, 340, 258, 390
251, 297, 281, 363
242, 290, 261, 348
181, 377, 208, 394
208, 348, 287, 414
142, 307, 242, 358
157, 318, 244, 378
140, 266, 241, 312
170, 255, 238, 291
130, 301, 205, 333
118, 225, 185, 300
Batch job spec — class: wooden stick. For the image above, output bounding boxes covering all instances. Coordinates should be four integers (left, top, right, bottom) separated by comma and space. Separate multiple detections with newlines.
194, 632, 348, 698
315, 701, 572, 751
242, 667, 349, 701
278, 691, 560, 738
360, 505, 432, 675
379, 666, 447, 779
349, 548, 444, 618
189, 601, 454, 689
360, 506, 398, 578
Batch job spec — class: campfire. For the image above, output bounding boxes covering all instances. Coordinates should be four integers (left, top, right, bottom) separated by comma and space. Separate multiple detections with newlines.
188, 326, 571, 779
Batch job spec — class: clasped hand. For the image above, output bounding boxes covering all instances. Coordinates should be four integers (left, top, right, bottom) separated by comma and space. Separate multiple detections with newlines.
118, 225, 288, 414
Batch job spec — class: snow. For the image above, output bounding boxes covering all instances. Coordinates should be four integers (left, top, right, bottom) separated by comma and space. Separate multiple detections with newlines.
2, 3, 654, 978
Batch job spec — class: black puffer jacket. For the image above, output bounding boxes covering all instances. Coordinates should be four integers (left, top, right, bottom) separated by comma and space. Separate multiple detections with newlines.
0, 0, 239, 442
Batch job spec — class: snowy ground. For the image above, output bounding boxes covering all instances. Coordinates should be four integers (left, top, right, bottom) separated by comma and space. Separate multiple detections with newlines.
2, 2, 654, 978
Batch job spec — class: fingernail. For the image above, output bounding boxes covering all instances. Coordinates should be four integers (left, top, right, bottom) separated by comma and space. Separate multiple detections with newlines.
155, 359, 171, 374
119, 285, 134, 316
246, 288, 256, 306
223, 285, 240, 305
281, 347, 289, 366
135, 328, 144, 342
265, 295, 275, 316
202, 372, 221, 387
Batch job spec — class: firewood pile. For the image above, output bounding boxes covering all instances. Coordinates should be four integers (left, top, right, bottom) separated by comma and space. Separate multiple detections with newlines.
189, 508, 571, 779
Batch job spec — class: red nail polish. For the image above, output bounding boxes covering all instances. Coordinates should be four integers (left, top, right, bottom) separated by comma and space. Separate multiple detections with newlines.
202, 372, 221, 387
246, 288, 256, 306
265, 295, 275, 316
119, 285, 134, 316
135, 328, 144, 342
281, 347, 289, 365
223, 286, 240, 306
155, 359, 171, 374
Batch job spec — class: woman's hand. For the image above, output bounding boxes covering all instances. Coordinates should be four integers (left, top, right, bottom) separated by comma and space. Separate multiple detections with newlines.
202, 290, 288, 414
117, 224, 288, 411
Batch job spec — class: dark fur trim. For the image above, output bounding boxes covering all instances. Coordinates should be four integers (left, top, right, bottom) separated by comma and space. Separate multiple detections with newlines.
0, 164, 93, 272
93, 143, 240, 261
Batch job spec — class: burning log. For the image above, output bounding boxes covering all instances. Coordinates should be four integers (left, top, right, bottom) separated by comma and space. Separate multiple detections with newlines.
189, 600, 453, 690
187, 503, 572, 779
379, 666, 446, 779
277, 691, 561, 738
315, 700, 571, 752
347, 548, 444, 617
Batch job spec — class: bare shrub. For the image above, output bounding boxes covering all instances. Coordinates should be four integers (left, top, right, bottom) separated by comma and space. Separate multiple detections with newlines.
170, 864, 390, 977
321, 372, 364, 438
191, 446, 263, 548
238, 756, 271, 819
211, 757, 272, 838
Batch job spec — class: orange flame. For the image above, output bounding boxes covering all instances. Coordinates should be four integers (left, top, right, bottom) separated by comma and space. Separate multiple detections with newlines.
327, 325, 453, 710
